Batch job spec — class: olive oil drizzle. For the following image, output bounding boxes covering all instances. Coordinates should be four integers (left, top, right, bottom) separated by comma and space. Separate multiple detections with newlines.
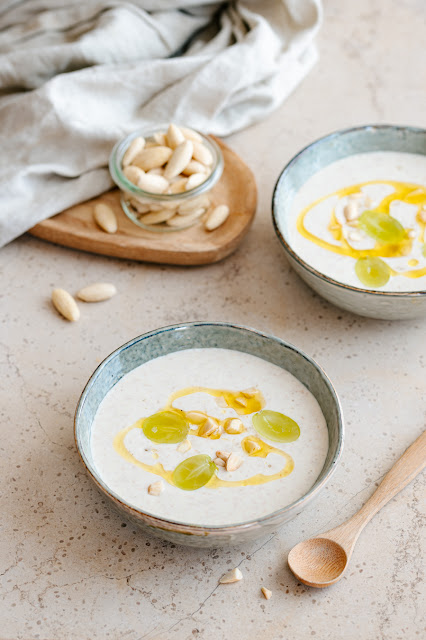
113, 387, 295, 489
296, 180, 426, 279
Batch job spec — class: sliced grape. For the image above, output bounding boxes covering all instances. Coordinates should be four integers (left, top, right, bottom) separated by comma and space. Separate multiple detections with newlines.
252, 410, 300, 443
355, 256, 391, 288
358, 210, 405, 244
142, 410, 188, 444
172, 454, 216, 491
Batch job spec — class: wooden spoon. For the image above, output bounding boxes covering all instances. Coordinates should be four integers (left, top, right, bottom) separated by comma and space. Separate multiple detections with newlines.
288, 430, 426, 588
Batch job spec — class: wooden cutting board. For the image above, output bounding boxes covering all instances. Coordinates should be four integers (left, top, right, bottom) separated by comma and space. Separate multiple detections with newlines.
29, 138, 257, 266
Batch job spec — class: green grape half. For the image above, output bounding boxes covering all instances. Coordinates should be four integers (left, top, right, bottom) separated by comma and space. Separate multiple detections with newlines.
142, 410, 189, 444
355, 256, 391, 288
358, 210, 405, 244
252, 410, 300, 443
172, 454, 216, 491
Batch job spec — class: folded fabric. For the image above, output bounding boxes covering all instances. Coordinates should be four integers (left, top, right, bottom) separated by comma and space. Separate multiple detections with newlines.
0, 0, 322, 247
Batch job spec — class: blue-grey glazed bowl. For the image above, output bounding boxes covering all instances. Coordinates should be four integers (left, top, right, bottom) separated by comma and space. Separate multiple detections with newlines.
272, 125, 426, 320
75, 322, 344, 547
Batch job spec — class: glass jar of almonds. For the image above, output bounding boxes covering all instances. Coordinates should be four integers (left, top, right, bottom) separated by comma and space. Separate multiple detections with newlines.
109, 123, 224, 232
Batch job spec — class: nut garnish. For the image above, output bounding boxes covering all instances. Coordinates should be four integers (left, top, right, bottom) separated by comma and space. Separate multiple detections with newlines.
76, 283, 117, 302
241, 387, 257, 398
261, 587, 272, 600
219, 568, 243, 584
198, 417, 220, 437
224, 418, 245, 435
51, 288, 80, 322
177, 439, 191, 453
234, 395, 248, 407
343, 202, 359, 222
226, 453, 243, 472
214, 457, 226, 467
216, 450, 231, 462
147, 481, 164, 496
93, 203, 118, 233
186, 411, 206, 424
244, 439, 262, 455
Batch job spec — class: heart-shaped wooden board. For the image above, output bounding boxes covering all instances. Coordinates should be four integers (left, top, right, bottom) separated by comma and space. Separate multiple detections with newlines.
29, 138, 257, 266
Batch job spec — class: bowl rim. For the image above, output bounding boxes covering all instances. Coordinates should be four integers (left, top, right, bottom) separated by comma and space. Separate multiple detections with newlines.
74, 321, 344, 534
272, 123, 426, 298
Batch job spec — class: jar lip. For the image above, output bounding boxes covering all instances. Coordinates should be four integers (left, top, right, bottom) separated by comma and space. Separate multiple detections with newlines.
109, 125, 224, 201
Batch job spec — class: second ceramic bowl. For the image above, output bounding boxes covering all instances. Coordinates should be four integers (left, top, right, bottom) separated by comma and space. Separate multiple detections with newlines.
75, 322, 344, 547
272, 125, 426, 320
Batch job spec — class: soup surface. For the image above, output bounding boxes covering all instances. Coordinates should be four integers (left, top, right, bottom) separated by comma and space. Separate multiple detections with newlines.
91, 348, 329, 526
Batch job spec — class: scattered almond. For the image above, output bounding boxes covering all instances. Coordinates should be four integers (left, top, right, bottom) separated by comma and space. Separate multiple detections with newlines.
219, 568, 243, 584
226, 452, 243, 472
241, 387, 257, 398
234, 395, 248, 407
186, 411, 207, 424
244, 439, 262, 455
122, 136, 145, 167
148, 481, 164, 496
51, 288, 80, 322
205, 204, 230, 231
177, 439, 192, 453
93, 203, 118, 233
224, 418, 245, 435
198, 417, 219, 437
261, 587, 272, 600
77, 283, 117, 303
343, 202, 359, 222
214, 457, 226, 467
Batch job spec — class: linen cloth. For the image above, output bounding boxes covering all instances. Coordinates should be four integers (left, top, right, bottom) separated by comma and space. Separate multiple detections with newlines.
0, 0, 322, 247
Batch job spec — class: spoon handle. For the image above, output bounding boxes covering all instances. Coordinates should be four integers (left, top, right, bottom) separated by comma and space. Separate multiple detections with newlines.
329, 430, 426, 547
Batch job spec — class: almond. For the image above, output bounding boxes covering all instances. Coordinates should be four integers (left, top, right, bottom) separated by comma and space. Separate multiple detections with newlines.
93, 203, 118, 233
178, 194, 210, 215
164, 140, 193, 179
198, 417, 219, 437
226, 453, 242, 472
205, 204, 230, 231
244, 439, 262, 455
166, 209, 204, 227
166, 123, 185, 149
182, 160, 208, 176
343, 202, 359, 222
192, 141, 213, 166
153, 132, 167, 145
186, 411, 207, 424
123, 165, 145, 186
122, 136, 145, 167
241, 387, 257, 398
214, 457, 226, 467
177, 206, 206, 218
180, 126, 202, 142
76, 283, 117, 302
215, 450, 231, 462
224, 418, 244, 435
185, 173, 207, 190
261, 587, 272, 600
219, 568, 243, 584
168, 178, 188, 194
51, 288, 80, 322
132, 146, 172, 171
139, 209, 176, 225
137, 173, 169, 194
177, 439, 192, 453
148, 481, 164, 496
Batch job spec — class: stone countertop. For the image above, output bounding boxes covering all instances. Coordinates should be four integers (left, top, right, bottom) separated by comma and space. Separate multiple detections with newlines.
1, 1, 425, 639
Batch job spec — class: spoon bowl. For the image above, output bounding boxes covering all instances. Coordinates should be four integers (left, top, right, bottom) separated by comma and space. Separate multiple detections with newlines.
288, 538, 348, 588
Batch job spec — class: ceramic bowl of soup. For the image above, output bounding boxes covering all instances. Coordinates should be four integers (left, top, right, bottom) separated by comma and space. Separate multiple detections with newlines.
75, 322, 344, 547
272, 125, 426, 319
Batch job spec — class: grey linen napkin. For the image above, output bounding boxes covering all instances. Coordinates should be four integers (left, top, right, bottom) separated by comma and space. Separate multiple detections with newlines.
0, 0, 322, 247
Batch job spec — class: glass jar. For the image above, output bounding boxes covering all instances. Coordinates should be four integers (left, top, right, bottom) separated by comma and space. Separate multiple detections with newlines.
109, 125, 224, 232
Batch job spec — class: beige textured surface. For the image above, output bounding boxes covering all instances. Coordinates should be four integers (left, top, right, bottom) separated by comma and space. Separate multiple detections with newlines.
1, 2, 425, 639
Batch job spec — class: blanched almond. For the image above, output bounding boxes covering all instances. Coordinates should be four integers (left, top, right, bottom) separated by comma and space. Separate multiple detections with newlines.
137, 173, 169, 194
205, 205, 230, 231
177, 206, 206, 218
168, 178, 188, 194
242, 387, 257, 397
164, 140, 193, 179
123, 165, 145, 186
129, 199, 150, 214
77, 283, 117, 302
148, 481, 164, 496
219, 568, 243, 584
132, 146, 172, 171
261, 587, 272, 600
93, 203, 118, 233
122, 136, 145, 167
166, 123, 185, 149
177, 439, 192, 453
185, 173, 206, 190
216, 450, 231, 462
224, 418, 244, 435
214, 457, 226, 467
52, 288, 80, 322
182, 160, 208, 176
198, 417, 219, 437
153, 132, 166, 145
226, 453, 242, 472
139, 209, 176, 225
234, 395, 248, 407
192, 141, 213, 166
147, 167, 164, 176
166, 209, 204, 227
244, 439, 262, 455
180, 126, 202, 142
178, 194, 210, 214
186, 411, 207, 424
343, 202, 359, 222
